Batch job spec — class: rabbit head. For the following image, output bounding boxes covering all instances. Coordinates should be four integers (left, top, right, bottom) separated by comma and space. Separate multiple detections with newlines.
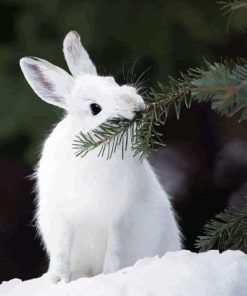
20, 31, 145, 132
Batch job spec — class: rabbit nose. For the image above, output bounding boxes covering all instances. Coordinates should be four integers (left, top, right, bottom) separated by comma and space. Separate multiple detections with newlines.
134, 101, 146, 113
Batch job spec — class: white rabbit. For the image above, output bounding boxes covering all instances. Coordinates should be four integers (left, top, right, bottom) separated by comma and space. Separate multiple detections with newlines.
19, 31, 181, 283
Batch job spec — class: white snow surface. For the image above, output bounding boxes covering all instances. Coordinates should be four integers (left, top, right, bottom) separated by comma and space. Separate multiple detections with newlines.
1, 250, 246, 296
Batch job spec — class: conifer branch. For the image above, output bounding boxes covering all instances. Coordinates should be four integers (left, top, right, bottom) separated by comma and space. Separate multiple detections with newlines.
195, 207, 247, 252
191, 59, 247, 121
73, 118, 138, 159
218, 0, 247, 14
218, 0, 247, 29
73, 72, 194, 160
73, 59, 247, 160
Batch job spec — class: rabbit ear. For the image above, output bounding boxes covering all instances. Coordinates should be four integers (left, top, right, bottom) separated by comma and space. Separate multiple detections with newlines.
20, 57, 74, 109
63, 31, 97, 77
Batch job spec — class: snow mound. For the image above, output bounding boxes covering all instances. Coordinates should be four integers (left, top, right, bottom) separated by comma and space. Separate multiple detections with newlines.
1, 250, 246, 296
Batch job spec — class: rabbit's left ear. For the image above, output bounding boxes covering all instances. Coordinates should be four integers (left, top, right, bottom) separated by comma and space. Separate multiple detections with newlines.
20, 57, 74, 109
63, 31, 97, 77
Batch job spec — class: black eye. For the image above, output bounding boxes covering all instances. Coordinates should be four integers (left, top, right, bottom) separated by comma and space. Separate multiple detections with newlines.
90, 103, 102, 115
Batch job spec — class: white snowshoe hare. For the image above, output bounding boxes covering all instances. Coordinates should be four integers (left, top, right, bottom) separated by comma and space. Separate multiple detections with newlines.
20, 31, 181, 283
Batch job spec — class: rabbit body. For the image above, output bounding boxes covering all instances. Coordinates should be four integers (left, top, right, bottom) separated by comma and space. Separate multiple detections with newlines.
37, 115, 181, 281
20, 31, 181, 283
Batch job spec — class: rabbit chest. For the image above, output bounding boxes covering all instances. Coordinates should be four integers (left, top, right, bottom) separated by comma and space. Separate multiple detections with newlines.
37, 117, 139, 229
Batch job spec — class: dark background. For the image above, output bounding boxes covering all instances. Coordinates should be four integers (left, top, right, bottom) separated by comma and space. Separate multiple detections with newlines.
0, 0, 246, 282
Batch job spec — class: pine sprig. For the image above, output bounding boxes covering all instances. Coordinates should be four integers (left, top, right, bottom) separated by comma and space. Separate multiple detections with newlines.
74, 59, 247, 160
191, 59, 247, 121
218, 0, 247, 14
73, 72, 194, 160
73, 118, 137, 159
195, 207, 247, 252
218, 0, 247, 29
133, 75, 192, 160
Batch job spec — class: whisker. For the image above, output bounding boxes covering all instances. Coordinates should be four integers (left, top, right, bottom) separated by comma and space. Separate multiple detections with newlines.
136, 78, 150, 93
126, 62, 132, 84
115, 59, 130, 84
115, 59, 151, 97
130, 57, 140, 85
122, 61, 126, 82
135, 67, 151, 88
126, 58, 138, 85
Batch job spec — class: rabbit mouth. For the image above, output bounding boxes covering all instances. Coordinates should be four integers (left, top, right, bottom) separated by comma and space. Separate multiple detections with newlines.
112, 102, 146, 117
117, 111, 136, 121
110, 108, 138, 121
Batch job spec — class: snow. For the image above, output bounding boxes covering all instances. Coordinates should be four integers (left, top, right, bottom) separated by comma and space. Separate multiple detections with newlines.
1, 250, 246, 296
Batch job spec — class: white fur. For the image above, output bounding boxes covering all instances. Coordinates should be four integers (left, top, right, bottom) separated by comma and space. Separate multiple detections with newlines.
20, 31, 181, 283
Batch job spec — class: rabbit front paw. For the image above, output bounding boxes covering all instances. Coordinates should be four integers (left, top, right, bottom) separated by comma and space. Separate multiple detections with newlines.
42, 270, 70, 284
44, 256, 70, 283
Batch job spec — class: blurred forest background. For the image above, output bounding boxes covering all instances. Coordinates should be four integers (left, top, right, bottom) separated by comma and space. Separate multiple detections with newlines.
0, 0, 246, 282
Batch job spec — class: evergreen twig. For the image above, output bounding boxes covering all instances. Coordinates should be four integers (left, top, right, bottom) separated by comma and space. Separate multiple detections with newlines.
218, 0, 247, 14
73, 71, 194, 160
195, 207, 247, 252
217, 0, 247, 29
73, 59, 247, 160
191, 59, 247, 121
73, 118, 137, 159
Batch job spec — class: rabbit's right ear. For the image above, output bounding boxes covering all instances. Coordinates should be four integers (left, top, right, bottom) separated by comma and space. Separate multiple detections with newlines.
20, 57, 74, 109
63, 31, 97, 77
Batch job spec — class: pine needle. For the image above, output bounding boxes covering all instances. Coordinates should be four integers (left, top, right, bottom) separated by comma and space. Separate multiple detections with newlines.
73, 59, 247, 160
195, 207, 247, 252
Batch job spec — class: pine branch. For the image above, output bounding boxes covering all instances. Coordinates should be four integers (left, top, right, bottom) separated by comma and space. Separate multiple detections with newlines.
218, 0, 247, 29
195, 207, 247, 253
218, 0, 247, 14
133, 74, 193, 160
73, 72, 194, 160
191, 59, 247, 121
73, 118, 136, 159
73, 59, 247, 160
